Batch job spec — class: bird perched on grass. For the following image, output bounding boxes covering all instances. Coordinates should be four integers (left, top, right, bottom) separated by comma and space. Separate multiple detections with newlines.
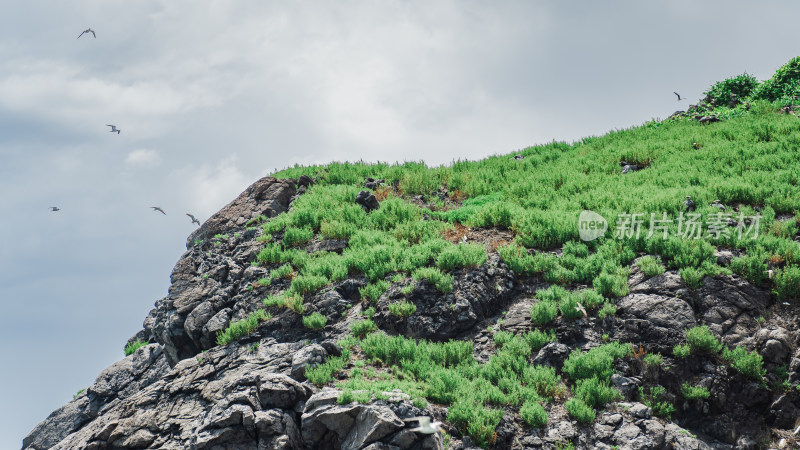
684, 196, 695, 212
710, 199, 725, 212
151, 206, 166, 215
106, 124, 121, 134
403, 416, 442, 434
50, 206, 60, 212
674, 92, 685, 101
186, 213, 201, 226
77, 28, 96, 39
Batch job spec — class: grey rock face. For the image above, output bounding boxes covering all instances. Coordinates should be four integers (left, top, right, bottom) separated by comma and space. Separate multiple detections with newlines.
375, 255, 515, 341
186, 176, 296, 248
23, 344, 169, 450
301, 391, 442, 450
33, 340, 308, 449
618, 292, 696, 352
754, 326, 794, 364
291, 344, 328, 381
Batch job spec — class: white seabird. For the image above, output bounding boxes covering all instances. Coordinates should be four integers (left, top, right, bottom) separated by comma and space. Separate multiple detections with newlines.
404, 416, 442, 434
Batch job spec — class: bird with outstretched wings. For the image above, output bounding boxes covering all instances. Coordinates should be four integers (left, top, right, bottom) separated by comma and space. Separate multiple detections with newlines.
186, 213, 201, 226
77, 28, 96, 39
151, 206, 166, 215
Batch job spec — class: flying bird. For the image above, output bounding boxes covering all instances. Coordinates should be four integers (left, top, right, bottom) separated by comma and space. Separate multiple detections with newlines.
77, 28, 96, 39
151, 206, 166, 215
674, 92, 684, 101
186, 213, 201, 226
50, 206, 60, 212
106, 124, 121, 134
403, 417, 442, 435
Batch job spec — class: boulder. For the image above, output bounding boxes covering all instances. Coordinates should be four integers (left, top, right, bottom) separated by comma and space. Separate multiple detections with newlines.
356, 190, 381, 212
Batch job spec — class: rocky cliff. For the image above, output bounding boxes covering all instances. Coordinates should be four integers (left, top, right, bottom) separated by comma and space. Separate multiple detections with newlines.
23, 174, 800, 450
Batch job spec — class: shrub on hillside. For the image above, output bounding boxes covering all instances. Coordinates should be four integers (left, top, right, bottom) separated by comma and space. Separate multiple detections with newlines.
597, 301, 617, 319
673, 344, 691, 358
573, 376, 621, 408
436, 243, 487, 271
679, 267, 704, 289
637, 256, 666, 277
722, 346, 766, 380
283, 226, 314, 248
578, 289, 606, 310
290, 275, 329, 295
561, 342, 631, 381
388, 300, 417, 317
125, 339, 149, 356
524, 329, 556, 352
686, 325, 723, 354
350, 319, 378, 338
565, 397, 595, 423
593, 266, 629, 298
639, 385, 674, 419
753, 56, 800, 101
359, 280, 390, 302
302, 312, 328, 329
412, 267, 454, 294
704, 73, 759, 106
681, 383, 710, 400
730, 254, 768, 285
520, 401, 548, 428
531, 299, 558, 325
774, 266, 800, 301
216, 309, 271, 346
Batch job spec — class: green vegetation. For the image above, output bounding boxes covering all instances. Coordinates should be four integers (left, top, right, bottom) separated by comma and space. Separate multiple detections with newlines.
597, 302, 617, 319
350, 319, 378, 338
234, 59, 800, 446
216, 309, 272, 346
643, 353, 664, 367
673, 344, 691, 358
359, 280, 390, 302
520, 400, 548, 428
685, 325, 724, 354
302, 312, 328, 329
413, 267, 454, 294
774, 266, 800, 301
639, 385, 675, 419
681, 383, 710, 400
388, 300, 417, 317
348, 331, 568, 448
679, 267, 704, 289
722, 346, 766, 380
436, 243, 488, 271
124, 338, 149, 356
565, 397, 596, 423
524, 329, 556, 352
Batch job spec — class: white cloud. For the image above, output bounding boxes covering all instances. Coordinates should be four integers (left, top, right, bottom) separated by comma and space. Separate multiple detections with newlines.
171, 157, 252, 218
125, 149, 161, 168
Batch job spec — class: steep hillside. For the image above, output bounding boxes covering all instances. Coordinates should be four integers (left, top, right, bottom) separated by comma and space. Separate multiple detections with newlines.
23, 58, 800, 450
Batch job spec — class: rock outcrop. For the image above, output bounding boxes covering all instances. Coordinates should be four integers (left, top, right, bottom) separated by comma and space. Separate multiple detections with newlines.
23, 172, 800, 449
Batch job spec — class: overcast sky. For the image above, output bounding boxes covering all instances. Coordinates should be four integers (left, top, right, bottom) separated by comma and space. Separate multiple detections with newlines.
2, 1, 799, 447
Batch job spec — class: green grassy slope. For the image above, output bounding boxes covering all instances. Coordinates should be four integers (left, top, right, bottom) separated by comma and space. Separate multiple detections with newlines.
225, 57, 800, 447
